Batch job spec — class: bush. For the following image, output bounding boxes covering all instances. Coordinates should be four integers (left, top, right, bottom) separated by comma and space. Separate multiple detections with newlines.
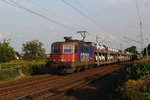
0, 61, 46, 68
127, 57, 150, 80
22, 40, 46, 60
21, 64, 33, 75
0, 68, 20, 81
110, 57, 150, 100
31, 64, 50, 75
0, 40, 16, 62
0, 61, 50, 81
118, 77, 150, 100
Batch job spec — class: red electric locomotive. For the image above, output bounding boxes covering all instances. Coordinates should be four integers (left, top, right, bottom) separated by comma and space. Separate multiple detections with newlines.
50, 37, 95, 74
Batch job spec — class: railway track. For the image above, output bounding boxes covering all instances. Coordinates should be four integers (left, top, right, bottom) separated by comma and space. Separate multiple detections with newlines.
0, 62, 130, 100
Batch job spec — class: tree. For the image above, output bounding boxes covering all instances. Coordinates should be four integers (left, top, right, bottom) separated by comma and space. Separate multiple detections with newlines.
125, 46, 138, 54
22, 40, 46, 60
0, 39, 16, 62
143, 44, 150, 56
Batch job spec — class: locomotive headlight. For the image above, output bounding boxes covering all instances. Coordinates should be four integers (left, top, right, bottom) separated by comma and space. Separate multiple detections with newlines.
67, 59, 71, 61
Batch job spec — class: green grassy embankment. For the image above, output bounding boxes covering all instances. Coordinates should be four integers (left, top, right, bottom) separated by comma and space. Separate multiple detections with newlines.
0, 60, 51, 82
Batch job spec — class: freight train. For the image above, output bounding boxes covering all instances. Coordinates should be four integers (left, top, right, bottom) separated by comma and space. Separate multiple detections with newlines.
50, 36, 135, 74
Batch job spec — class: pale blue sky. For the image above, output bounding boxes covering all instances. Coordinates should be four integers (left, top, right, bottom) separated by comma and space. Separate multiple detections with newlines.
0, 0, 150, 53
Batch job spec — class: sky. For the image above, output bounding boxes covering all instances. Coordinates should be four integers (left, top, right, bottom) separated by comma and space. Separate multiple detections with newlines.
0, 0, 150, 53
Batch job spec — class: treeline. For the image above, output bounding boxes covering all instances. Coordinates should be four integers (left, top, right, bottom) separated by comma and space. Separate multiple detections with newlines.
124, 45, 150, 56
0, 39, 47, 63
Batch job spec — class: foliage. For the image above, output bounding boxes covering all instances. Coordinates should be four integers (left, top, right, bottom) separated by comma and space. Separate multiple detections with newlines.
125, 46, 138, 54
109, 57, 150, 100
127, 57, 150, 80
0, 68, 20, 81
22, 40, 46, 60
0, 39, 16, 62
116, 77, 150, 100
0, 60, 45, 68
0, 61, 50, 81
143, 44, 150, 56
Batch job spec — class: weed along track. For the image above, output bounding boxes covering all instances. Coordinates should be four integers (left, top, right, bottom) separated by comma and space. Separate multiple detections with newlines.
0, 62, 131, 100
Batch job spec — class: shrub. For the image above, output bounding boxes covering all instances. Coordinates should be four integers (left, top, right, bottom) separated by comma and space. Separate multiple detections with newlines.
22, 40, 46, 60
0, 61, 50, 81
110, 57, 150, 100
0, 40, 16, 62
0, 68, 20, 81
127, 57, 150, 80
118, 77, 150, 100
0, 61, 46, 68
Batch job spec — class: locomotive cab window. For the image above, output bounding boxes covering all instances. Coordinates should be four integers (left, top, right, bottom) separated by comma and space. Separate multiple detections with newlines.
52, 46, 61, 53
63, 45, 74, 53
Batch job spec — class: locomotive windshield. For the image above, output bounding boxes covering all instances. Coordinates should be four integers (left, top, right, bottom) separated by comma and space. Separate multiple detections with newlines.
52, 46, 61, 53
63, 45, 74, 53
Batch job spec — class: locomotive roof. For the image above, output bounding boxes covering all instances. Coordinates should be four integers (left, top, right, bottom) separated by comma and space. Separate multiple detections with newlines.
52, 41, 93, 46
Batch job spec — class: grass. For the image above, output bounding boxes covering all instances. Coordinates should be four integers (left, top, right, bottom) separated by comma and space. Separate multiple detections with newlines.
0, 74, 52, 85
0, 60, 50, 81
0, 60, 46, 68
119, 76, 150, 100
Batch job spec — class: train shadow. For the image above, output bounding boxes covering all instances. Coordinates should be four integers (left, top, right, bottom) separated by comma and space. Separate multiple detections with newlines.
64, 66, 127, 100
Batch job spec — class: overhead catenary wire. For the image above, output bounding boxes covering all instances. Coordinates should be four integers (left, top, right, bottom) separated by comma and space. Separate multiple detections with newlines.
26, 0, 69, 20
62, 0, 108, 32
62, 0, 120, 42
0, 0, 104, 44
25, 0, 106, 39
75, 0, 104, 25
1, 0, 77, 31
76, 0, 143, 48
1, 0, 24, 9
75, 0, 103, 25
76, 0, 120, 34
25, 0, 93, 33
75, 0, 117, 34
1, 0, 118, 44
4, 0, 101, 37
123, 36, 140, 43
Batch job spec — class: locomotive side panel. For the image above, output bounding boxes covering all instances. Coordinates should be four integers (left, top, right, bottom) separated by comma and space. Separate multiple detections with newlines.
50, 41, 95, 74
